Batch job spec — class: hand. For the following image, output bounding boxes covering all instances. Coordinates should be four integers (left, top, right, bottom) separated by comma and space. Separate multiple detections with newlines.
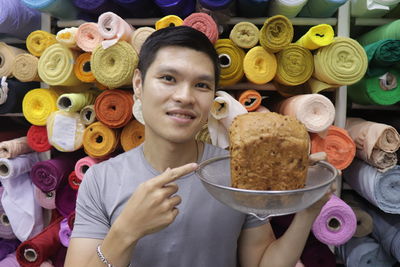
113, 163, 198, 242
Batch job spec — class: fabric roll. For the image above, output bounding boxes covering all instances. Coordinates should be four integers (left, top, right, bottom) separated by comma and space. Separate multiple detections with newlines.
22, 88, 60, 126
26, 30, 57, 57
312, 195, 357, 246
343, 158, 400, 214
215, 39, 245, 86
351, 207, 374, 238
358, 20, 400, 46
274, 82, 311, 97
130, 27, 155, 54
229, 21, 259, 49
82, 121, 120, 158
30, 155, 76, 193
296, 24, 335, 50
243, 46, 277, 85
67, 212, 75, 231
75, 23, 104, 53
55, 27, 78, 50
313, 37, 368, 86
364, 39, 400, 77
155, 15, 183, 30
120, 119, 145, 152
259, 15, 293, 53
154, 0, 195, 18
0, 78, 39, 114
0, 137, 33, 159
0, 153, 45, 241
56, 91, 97, 113
16, 216, 64, 267
98, 12, 134, 49
238, 90, 262, 112
79, 104, 97, 126
73, 0, 124, 16
183, 12, 219, 44
68, 171, 80, 191
307, 78, 338, 94
268, 0, 308, 18
55, 183, 77, 218
310, 125, 356, 170
21, 0, 78, 19
12, 54, 40, 82
38, 43, 82, 87
277, 94, 335, 133
337, 236, 396, 267
298, 0, 347, 17
94, 89, 133, 128
74, 156, 102, 180
346, 117, 400, 169
0, 187, 16, 240
208, 91, 247, 149
348, 70, 400, 105
27, 125, 51, 152
351, 0, 400, 18
73, 53, 95, 83
91, 41, 138, 89
274, 44, 314, 86
34, 186, 56, 210
236, 0, 270, 17
0, 252, 23, 267
199, 0, 233, 10
58, 218, 70, 248
0, 240, 20, 261
0, 42, 26, 77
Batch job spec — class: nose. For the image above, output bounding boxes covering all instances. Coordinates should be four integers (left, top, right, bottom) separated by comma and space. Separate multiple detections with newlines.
171, 83, 195, 105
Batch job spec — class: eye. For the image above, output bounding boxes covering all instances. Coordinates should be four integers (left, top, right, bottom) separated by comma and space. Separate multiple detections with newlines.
196, 82, 212, 90
160, 75, 175, 82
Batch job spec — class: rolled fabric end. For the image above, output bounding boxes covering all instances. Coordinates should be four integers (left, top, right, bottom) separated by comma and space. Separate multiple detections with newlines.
229, 21, 259, 49
74, 156, 101, 180
98, 11, 134, 44
155, 15, 183, 30
130, 27, 156, 54
56, 27, 78, 49
121, 119, 145, 152
259, 15, 294, 53
12, 53, 41, 82
183, 12, 219, 44
26, 30, 57, 57
68, 171, 81, 191
34, 186, 56, 210
22, 88, 60, 126
80, 104, 97, 125
243, 46, 277, 85
296, 24, 335, 50
238, 89, 262, 112
27, 125, 52, 152
0, 42, 27, 77
82, 121, 120, 158
76, 22, 104, 52
215, 39, 245, 86
74, 52, 96, 83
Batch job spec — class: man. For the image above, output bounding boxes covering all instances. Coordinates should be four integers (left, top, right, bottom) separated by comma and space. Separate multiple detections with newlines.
65, 26, 331, 267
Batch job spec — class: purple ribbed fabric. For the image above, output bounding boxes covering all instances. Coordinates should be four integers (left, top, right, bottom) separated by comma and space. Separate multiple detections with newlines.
55, 183, 77, 218
154, 0, 196, 18
0, 239, 20, 261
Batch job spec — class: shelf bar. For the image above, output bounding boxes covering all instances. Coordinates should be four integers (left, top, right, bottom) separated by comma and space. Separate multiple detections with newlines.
355, 18, 396, 26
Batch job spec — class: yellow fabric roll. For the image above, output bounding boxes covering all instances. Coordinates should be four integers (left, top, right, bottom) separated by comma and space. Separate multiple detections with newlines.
274, 44, 314, 86
38, 43, 82, 86
243, 46, 277, 85
155, 15, 183, 30
12, 53, 40, 82
296, 24, 335, 50
56, 27, 79, 49
82, 121, 120, 158
130, 27, 156, 54
57, 91, 98, 113
46, 110, 85, 152
313, 37, 368, 86
215, 39, 245, 86
22, 88, 60, 126
259, 15, 293, 53
229, 22, 260, 49
91, 41, 138, 89
307, 78, 338, 94
26, 30, 57, 57
0, 42, 26, 77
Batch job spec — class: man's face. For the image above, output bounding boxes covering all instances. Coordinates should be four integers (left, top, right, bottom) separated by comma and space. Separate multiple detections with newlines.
133, 46, 216, 144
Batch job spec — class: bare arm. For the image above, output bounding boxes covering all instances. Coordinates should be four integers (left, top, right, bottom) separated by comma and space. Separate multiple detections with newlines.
65, 163, 198, 267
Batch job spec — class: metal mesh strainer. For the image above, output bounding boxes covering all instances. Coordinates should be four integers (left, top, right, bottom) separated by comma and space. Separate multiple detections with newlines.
195, 155, 338, 221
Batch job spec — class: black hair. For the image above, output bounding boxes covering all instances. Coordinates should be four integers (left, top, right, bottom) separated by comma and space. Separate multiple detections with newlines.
138, 26, 220, 87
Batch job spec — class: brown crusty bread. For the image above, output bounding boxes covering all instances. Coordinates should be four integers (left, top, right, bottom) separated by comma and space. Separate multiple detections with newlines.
229, 112, 309, 191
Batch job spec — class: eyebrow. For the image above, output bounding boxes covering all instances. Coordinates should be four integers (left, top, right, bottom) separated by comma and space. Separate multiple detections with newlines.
157, 67, 215, 83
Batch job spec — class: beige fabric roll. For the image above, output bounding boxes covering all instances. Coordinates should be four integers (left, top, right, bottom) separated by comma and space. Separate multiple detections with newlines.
0, 42, 26, 77
130, 27, 155, 54
12, 53, 40, 82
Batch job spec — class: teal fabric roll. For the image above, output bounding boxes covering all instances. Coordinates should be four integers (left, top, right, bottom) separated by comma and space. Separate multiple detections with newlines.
21, 0, 78, 19
298, 0, 348, 18
358, 19, 400, 46
236, 0, 270, 17
364, 39, 400, 76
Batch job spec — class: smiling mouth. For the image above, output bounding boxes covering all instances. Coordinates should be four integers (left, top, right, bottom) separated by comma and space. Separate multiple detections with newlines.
166, 112, 195, 120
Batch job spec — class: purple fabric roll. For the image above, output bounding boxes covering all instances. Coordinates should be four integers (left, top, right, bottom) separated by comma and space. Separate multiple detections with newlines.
0, 252, 19, 267
0, 188, 15, 240
154, 0, 196, 18
0, 239, 20, 261
58, 218, 71, 247
30, 155, 76, 193
73, 0, 126, 16
55, 183, 77, 218
199, 0, 232, 10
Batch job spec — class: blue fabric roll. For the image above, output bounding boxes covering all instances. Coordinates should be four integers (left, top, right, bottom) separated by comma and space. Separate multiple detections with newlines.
21, 0, 78, 19
154, 0, 196, 18
236, 0, 270, 17
73, 0, 126, 17
298, 0, 348, 18
336, 236, 396, 267
343, 158, 400, 214
199, 0, 233, 10
113, 0, 162, 17
0, 0, 41, 40
0, 79, 39, 114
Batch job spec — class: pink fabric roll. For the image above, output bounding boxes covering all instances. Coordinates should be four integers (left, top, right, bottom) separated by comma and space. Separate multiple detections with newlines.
74, 156, 101, 181
76, 22, 104, 52
98, 12, 134, 49
183, 12, 219, 44
312, 195, 357, 246
34, 186, 56, 210
277, 94, 335, 133
58, 218, 71, 248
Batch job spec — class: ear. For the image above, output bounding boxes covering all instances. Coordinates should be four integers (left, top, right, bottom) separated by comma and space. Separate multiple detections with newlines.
132, 68, 143, 99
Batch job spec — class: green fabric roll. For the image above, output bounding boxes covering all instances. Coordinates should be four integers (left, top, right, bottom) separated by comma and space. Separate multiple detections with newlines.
348, 69, 400, 106
364, 39, 400, 77
357, 20, 400, 46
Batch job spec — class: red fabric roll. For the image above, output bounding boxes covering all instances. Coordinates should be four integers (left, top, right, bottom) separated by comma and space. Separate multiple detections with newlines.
67, 171, 80, 191
27, 125, 52, 152
67, 212, 75, 231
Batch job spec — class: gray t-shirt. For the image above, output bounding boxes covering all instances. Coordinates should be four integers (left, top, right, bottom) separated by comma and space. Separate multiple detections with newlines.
72, 143, 266, 267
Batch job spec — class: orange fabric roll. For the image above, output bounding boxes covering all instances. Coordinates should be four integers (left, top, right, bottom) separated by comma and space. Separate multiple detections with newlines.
82, 121, 120, 158
120, 119, 145, 152
94, 89, 133, 128
74, 52, 95, 83
238, 90, 262, 112
311, 125, 356, 170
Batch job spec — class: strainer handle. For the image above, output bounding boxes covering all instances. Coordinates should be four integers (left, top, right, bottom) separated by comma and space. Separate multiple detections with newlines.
249, 213, 272, 221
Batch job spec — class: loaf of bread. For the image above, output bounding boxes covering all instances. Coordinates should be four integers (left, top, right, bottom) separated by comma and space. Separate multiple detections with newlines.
230, 112, 309, 191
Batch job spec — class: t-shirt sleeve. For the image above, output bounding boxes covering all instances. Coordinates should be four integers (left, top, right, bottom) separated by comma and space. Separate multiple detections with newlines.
71, 166, 110, 239
242, 214, 269, 229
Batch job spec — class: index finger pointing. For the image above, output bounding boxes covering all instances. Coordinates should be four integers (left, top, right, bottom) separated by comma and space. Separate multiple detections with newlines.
156, 163, 198, 186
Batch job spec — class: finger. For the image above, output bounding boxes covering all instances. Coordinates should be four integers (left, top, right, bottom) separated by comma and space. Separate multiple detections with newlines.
168, 195, 182, 208
308, 152, 327, 165
156, 163, 198, 186
161, 184, 179, 198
